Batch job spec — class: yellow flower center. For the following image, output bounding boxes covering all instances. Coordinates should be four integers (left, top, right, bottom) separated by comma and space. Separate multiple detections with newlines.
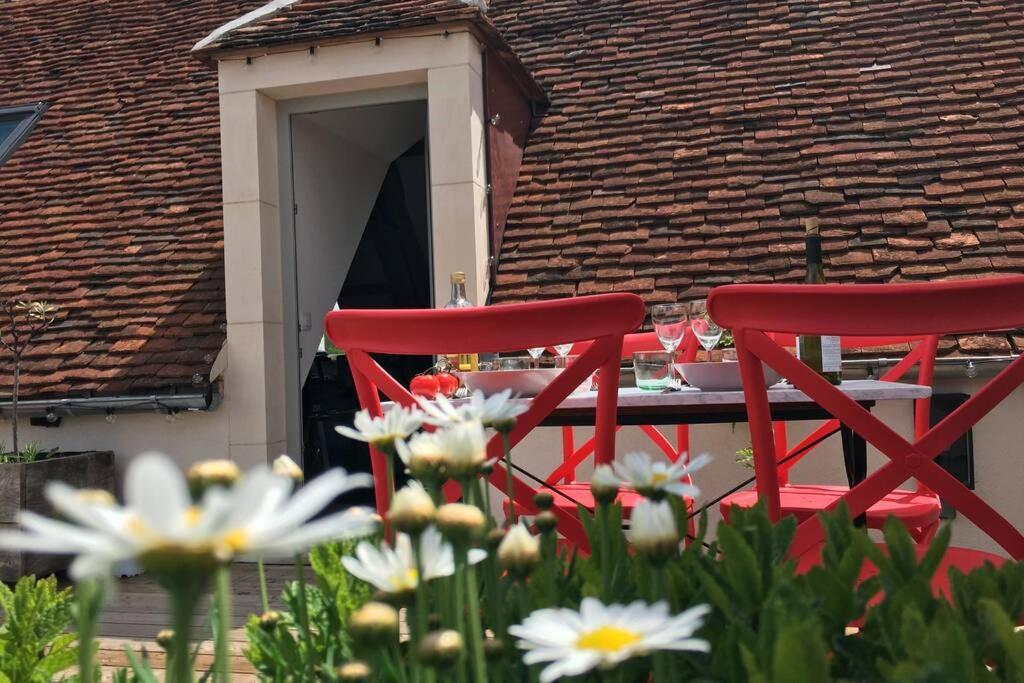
576, 626, 643, 653
221, 529, 249, 552
390, 568, 419, 591
650, 472, 669, 486
183, 506, 203, 528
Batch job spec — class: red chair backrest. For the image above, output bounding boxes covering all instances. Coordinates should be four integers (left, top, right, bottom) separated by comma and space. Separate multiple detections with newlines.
570, 329, 700, 361
767, 332, 939, 487
709, 276, 1024, 559
325, 294, 646, 550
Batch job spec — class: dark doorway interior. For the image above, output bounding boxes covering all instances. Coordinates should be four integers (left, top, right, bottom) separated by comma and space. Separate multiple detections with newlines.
302, 139, 432, 507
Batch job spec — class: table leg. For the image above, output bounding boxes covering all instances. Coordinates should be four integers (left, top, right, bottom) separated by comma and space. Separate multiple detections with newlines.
840, 424, 868, 527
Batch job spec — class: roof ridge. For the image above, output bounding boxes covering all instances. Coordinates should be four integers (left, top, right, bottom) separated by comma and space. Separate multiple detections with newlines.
193, 0, 302, 52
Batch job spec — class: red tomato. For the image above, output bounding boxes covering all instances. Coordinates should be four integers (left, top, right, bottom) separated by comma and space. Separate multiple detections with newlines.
410, 374, 440, 399
435, 372, 459, 398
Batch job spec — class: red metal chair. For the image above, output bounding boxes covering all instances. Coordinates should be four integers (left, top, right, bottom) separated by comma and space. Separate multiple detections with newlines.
720, 333, 942, 543
324, 294, 646, 551
708, 277, 1024, 587
543, 332, 700, 521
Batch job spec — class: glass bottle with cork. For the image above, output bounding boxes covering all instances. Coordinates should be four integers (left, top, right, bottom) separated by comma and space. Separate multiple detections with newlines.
444, 271, 479, 372
796, 218, 843, 385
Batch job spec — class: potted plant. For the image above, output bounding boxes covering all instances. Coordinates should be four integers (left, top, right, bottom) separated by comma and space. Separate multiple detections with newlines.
0, 299, 114, 580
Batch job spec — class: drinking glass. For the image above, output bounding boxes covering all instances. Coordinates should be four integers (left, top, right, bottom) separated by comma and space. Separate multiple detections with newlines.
527, 347, 546, 368
633, 351, 672, 390
652, 303, 689, 386
689, 300, 723, 361
499, 357, 532, 371
553, 343, 573, 366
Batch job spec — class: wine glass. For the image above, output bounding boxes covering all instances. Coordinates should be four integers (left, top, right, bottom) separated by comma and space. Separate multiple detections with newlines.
553, 343, 573, 369
689, 300, 723, 361
527, 347, 545, 368
652, 303, 689, 386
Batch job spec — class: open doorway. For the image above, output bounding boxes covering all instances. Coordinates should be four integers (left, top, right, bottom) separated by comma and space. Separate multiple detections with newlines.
287, 99, 432, 504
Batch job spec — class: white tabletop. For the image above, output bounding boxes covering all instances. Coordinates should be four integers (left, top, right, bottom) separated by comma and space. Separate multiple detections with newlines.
557, 380, 930, 410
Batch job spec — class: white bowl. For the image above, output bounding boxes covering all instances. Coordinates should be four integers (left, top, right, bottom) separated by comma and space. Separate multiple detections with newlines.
461, 368, 563, 398
674, 362, 782, 392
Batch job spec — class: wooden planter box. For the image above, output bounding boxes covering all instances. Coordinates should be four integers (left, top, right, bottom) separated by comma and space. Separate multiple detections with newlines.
0, 451, 115, 581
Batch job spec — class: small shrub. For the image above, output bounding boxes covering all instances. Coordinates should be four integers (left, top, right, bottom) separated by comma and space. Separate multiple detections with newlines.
0, 575, 76, 682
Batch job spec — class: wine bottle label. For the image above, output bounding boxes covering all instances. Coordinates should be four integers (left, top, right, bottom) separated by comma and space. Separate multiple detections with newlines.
821, 336, 841, 373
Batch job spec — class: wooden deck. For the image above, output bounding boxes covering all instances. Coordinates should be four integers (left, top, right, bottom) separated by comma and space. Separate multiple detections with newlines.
93, 563, 308, 681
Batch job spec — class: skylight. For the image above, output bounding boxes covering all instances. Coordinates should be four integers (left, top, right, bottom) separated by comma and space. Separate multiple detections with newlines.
0, 103, 47, 166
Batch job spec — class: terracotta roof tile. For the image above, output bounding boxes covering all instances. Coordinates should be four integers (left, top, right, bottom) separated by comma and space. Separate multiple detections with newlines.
486, 0, 1024, 342
0, 0, 261, 399
195, 0, 483, 54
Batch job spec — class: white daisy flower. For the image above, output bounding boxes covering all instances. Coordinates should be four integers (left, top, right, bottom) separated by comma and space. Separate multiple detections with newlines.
628, 499, 679, 559
418, 389, 527, 431
510, 598, 711, 682
335, 406, 424, 452
341, 525, 485, 596
612, 452, 711, 500
436, 419, 488, 479
395, 431, 446, 480
0, 453, 376, 580
589, 464, 621, 504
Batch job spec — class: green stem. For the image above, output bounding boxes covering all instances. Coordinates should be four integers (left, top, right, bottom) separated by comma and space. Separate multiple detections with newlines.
293, 554, 317, 681
462, 553, 488, 683
213, 565, 232, 683
514, 582, 539, 683
257, 558, 270, 613
453, 559, 468, 683
485, 553, 504, 640
501, 433, 516, 526
391, 641, 410, 683
412, 534, 429, 683
75, 579, 104, 683
165, 577, 205, 683
650, 564, 669, 682
598, 504, 612, 601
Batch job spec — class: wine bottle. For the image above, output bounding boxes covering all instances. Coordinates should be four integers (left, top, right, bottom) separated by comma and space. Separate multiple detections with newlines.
444, 272, 479, 372
796, 218, 842, 385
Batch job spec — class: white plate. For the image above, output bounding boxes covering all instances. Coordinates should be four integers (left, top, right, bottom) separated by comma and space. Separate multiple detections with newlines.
674, 362, 782, 392
461, 368, 563, 398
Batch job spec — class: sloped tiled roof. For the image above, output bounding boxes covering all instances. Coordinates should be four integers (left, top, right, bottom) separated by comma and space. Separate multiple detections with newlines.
487, 0, 1024, 353
194, 0, 484, 54
0, 0, 261, 399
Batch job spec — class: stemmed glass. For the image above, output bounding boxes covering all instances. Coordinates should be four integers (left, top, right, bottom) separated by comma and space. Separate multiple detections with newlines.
527, 347, 546, 368
651, 303, 689, 387
689, 300, 723, 362
553, 344, 573, 369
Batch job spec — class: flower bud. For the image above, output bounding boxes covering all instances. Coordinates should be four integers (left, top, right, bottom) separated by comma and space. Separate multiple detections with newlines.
483, 636, 505, 660
155, 629, 175, 651
590, 465, 620, 505
336, 661, 372, 681
533, 491, 554, 511
418, 629, 464, 668
436, 503, 486, 546
497, 523, 540, 579
259, 610, 282, 631
187, 459, 240, 498
348, 602, 399, 645
399, 432, 447, 482
388, 482, 436, 535
629, 499, 679, 563
438, 420, 487, 479
534, 510, 558, 534
485, 527, 505, 550
272, 454, 303, 482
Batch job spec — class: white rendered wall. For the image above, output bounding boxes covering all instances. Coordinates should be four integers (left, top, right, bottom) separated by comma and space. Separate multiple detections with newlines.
1, 409, 230, 490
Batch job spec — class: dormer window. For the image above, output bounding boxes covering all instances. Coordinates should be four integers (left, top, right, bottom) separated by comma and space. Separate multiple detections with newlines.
0, 102, 47, 166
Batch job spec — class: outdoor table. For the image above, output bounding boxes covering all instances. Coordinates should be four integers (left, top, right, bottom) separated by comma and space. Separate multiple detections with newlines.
540, 379, 931, 491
